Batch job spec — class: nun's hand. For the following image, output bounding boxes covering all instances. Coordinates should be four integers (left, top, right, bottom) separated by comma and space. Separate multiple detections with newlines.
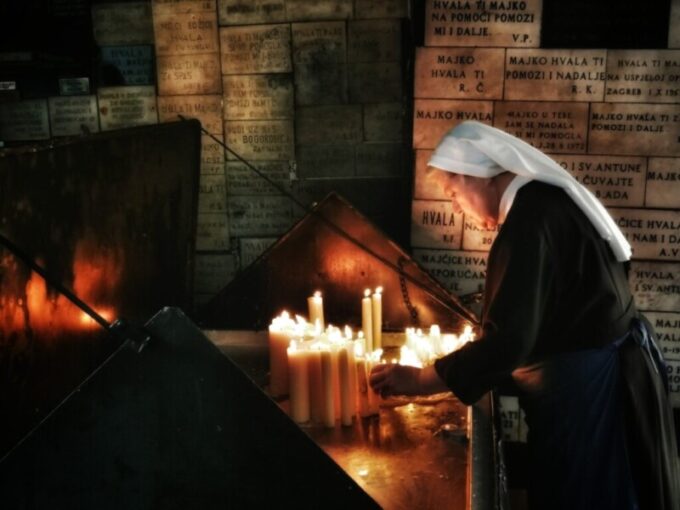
369, 364, 422, 398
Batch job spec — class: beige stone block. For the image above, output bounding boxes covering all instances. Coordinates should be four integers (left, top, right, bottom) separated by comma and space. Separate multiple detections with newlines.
220, 25, 292, 74
414, 47, 504, 100
669, 0, 680, 49
226, 160, 291, 194
224, 119, 295, 161
292, 21, 346, 64
630, 261, 680, 312
92, 2, 154, 46
349, 62, 402, 102
285, 0, 352, 21
152, 0, 216, 16
48, 96, 99, 137
354, 0, 408, 19
589, 103, 680, 156
364, 102, 404, 142
153, 11, 220, 56
605, 50, 680, 103
156, 53, 222, 95
646, 158, 680, 208
613, 208, 680, 261
194, 253, 238, 294
413, 98, 493, 149
413, 149, 445, 200
201, 134, 226, 173
668, 360, 680, 407
223, 74, 293, 120
348, 19, 401, 63
411, 249, 487, 296
228, 195, 294, 236
645, 311, 680, 361
425, 0, 541, 48
355, 143, 403, 177
198, 173, 227, 213
493, 101, 589, 154
97, 86, 158, 131
0, 99, 50, 141
463, 219, 499, 252
296, 105, 362, 144
294, 62, 348, 105
550, 154, 646, 207
296, 144, 355, 178
196, 212, 230, 251
411, 200, 463, 249
218, 0, 287, 26
157, 95, 223, 134
240, 237, 277, 267
505, 49, 606, 101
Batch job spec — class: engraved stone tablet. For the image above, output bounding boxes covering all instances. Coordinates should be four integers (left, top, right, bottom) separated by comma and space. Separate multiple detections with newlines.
425, 0, 541, 48
158, 95, 223, 134
48, 95, 100, 137
355, 0, 408, 19
152, 0, 216, 16
349, 62, 402, 102
612, 208, 680, 261
364, 103, 404, 142
668, 360, 680, 407
355, 143, 403, 177
551, 154, 646, 207
296, 144, 355, 178
228, 195, 294, 236
296, 105, 362, 144
645, 311, 680, 361
413, 99, 493, 149
348, 19, 401, 63
58, 77, 90, 96
292, 21, 346, 64
156, 53, 222, 95
240, 237, 276, 267
605, 50, 680, 104
224, 120, 295, 160
195, 212, 231, 251
504, 49, 606, 101
220, 25, 292, 74
414, 48, 504, 100
198, 173, 227, 213
629, 261, 680, 312
494, 101, 589, 154
218, 0, 287, 26
463, 220, 499, 252
97, 86, 158, 131
293, 62, 348, 105
0, 100, 50, 141
223, 74, 293, 120
671, 0, 680, 49
101, 46, 154, 85
589, 103, 680, 156
153, 11, 220, 56
646, 158, 680, 209
92, 2, 154, 46
201, 134, 226, 174
412, 249, 487, 295
411, 200, 464, 249
285, 0, 352, 21
194, 253, 238, 294
226, 160, 290, 194
414, 149, 444, 200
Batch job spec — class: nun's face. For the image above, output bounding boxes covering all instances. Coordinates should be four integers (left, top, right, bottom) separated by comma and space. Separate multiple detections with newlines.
427, 167, 500, 229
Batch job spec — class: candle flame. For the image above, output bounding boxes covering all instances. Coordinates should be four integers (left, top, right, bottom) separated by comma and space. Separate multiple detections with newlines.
364, 288, 371, 297
313, 290, 322, 299
375, 286, 383, 294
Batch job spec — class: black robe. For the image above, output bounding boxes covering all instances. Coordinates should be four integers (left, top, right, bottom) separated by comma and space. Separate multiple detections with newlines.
433, 181, 680, 509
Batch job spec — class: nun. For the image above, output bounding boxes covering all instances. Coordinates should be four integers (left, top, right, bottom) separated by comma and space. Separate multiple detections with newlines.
369, 121, 680, 510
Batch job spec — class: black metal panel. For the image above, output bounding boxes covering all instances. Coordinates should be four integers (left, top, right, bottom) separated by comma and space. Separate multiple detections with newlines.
0, 308, 379, 509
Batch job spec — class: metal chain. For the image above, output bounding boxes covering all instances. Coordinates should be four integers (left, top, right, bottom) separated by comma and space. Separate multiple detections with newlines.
398, 256, 419, 325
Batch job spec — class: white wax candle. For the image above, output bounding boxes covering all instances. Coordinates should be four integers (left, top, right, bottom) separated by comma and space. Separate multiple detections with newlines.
308, 346, 324, 424
355, 357, 371, 417
287, 341, 310, 424
268, 320, 291, 398
372, 287, 382, 350
320, 348, 335, 427
361, 289, 373, 353
338, 346, 354, 426
331, 344, 341, 418
307, 291, 325, 330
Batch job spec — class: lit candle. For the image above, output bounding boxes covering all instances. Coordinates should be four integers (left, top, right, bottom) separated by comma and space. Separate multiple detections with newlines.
308, 344, 324, 424
287, 341, 310, 424
308, 291, 325, 330
366, 349, 382, 415
372, 287, 382, 350
361, 289, 373, 353
338, 345, 354, 426
320, 347, 335, 427
268, 312, 293, 398
355, 343, 371, 417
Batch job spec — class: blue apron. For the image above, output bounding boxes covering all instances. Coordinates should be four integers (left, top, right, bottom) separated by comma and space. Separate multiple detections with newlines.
511, 319, 670, 510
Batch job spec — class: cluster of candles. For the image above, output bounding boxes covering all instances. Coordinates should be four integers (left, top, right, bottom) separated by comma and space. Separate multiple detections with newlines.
268, 290, 475, 426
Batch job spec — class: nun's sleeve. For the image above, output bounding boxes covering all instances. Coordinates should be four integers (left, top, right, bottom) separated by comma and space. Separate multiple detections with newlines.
434, 220, 555, 405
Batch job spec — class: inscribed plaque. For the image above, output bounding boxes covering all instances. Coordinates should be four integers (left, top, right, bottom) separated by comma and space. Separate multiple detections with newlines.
645, 311, 680, 361
348, 19, 401, 63
228, 195, 294, 236
218, 0, 287, 26
58, 77, 90, 96
613, 208, 680, 261
156, 53, 222, 95
504, 49, 606, 101
220, 25, 292, 74
97, 86, 158, 131
293, 62, 348, 105
201, 134, 226, 174
349, 62, 402, 102
494, 101, 589, 154
92, 2, 153, 46
463, 220, 499, 252
411, 200, 464, 250
355, 0, 409, 19
48, 96, 100, 137
101, 46, 154, 86
413, 149, 444, 200
425, 0, 541, 48
364, 103, 404, 142
0, 100, 50, 141
605, 50, 680, 103
671, 0, 680, 49
296, 105, 362, 144
195, 212, 231, 251
296, 144, 355, 178
355, 143, 403, 177
224, 120, 295, 161
153, 11, 220, 56
414, 47, 504, 100
499, 396, 521, 442
194, 253, 238, 294
668, 361, 680, 407
226, 160, 290, 194
198, 173, 227, 213
239, 237, 277, 267
285, 0, 352, 21
412, 249, 488, 296
589, 103, 680, 156
158, 95, 223, 134
551, 154, 646, 207
629, 261, 680, 312
152, 0, 216, 16
413, 99, 493, 149
223, 74, 293, 120
291, 21, 346, 64
646, 158, 680, 208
